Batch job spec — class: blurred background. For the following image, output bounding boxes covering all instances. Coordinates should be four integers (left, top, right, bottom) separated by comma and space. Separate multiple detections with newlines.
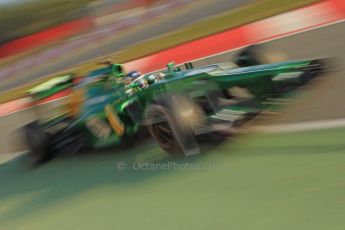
0, 0, 258, 93
0, 0, 180, 59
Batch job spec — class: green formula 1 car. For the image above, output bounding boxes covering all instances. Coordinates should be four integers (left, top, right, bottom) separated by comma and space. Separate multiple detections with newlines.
22, 46, 325, 162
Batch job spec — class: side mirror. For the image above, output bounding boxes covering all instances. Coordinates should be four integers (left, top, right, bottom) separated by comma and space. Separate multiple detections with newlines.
166, 62, 182, 72
167, 62, 175, 72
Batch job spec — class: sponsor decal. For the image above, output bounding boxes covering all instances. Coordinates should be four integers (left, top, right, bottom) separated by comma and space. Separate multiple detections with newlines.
86, 116, 112, 139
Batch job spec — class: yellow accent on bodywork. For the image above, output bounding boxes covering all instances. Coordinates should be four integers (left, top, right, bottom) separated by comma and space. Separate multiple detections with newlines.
105, 105, 125, 136
28, 75, 72, 94
68, 88, 84, 117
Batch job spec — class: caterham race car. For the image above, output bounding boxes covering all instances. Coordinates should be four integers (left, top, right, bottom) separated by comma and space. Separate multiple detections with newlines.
22, 46, 325, 162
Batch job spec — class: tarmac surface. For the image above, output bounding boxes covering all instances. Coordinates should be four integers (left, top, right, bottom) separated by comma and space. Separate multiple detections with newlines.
257, 21, 345, 123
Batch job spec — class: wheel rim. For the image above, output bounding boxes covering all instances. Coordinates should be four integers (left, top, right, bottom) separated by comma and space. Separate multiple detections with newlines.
151, 113, 175, 149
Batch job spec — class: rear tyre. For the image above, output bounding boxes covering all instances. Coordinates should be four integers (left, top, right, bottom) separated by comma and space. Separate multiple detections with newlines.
23, 122, 53, 163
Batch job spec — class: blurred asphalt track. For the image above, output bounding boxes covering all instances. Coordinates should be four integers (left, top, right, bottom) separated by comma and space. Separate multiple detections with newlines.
0, 0, 253, 93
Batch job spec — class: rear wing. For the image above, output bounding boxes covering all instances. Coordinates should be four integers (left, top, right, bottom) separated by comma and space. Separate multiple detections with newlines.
27, 74, 74, 101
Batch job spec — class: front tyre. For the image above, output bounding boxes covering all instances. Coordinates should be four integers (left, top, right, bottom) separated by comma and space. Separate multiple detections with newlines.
235, 45, 289, 67
145, 96, 203, 156
23, 122, 53, 163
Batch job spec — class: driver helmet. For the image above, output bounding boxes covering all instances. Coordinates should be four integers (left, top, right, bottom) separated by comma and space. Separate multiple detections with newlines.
127, 71, 141, 80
